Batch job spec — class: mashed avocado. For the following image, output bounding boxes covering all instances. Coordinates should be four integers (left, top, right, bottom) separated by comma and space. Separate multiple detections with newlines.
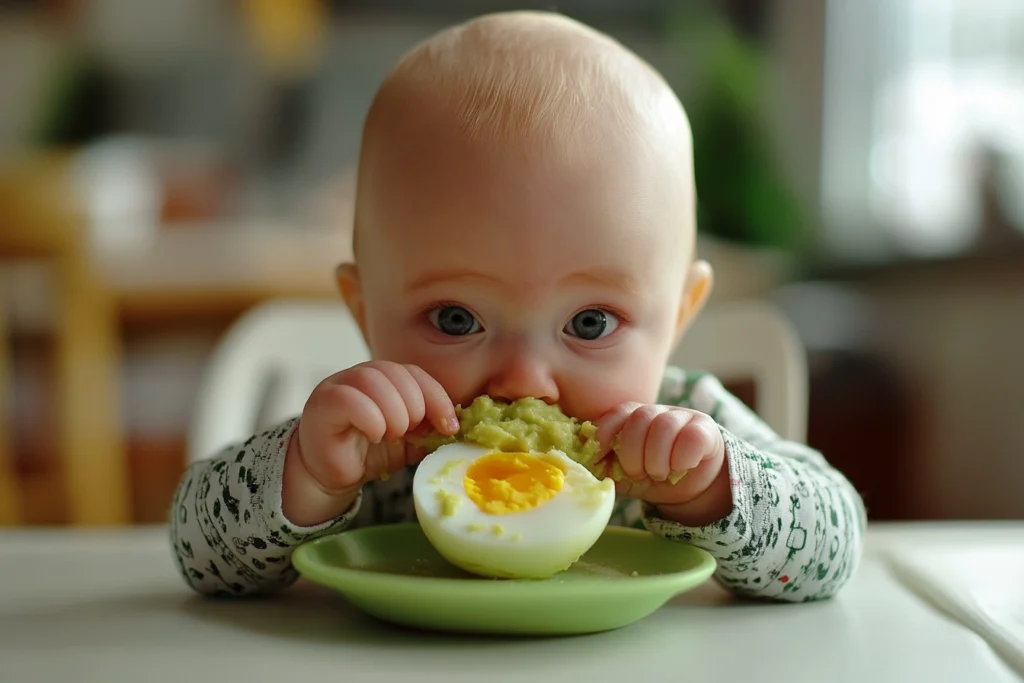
416, 395, 687, 484
416, 396, 603, 472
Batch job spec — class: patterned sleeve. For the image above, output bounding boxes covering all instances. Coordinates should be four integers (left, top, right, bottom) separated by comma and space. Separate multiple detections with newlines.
639, 366, 867, 602
168, 418, 362, 596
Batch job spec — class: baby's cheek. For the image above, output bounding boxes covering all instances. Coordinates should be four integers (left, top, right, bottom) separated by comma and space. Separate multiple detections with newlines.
366, 332, 410, 365
561, 366, 664, 425
426, 366, 478, 406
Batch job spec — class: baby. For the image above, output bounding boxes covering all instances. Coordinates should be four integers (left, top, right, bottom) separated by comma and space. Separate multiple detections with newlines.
170, 11, 865, 602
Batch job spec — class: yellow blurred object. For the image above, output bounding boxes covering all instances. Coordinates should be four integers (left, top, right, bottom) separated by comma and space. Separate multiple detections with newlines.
0, 153, 131, 526
241, 0, 328, 76
0, 294, 19, 525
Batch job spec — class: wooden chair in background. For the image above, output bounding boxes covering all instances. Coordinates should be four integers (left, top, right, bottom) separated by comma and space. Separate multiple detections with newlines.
0, 295, 20, 524
0, 155, 130, 525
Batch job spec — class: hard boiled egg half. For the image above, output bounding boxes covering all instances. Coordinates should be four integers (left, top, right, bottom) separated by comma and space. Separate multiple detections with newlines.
412, 442, 616, 579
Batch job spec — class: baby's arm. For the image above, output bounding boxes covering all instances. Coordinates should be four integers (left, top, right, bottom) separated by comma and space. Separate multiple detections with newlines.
642, 367, 867, 602
169, 419, 362, 596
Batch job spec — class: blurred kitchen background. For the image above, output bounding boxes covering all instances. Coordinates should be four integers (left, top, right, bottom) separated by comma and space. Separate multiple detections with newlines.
1, 0, 1022, 526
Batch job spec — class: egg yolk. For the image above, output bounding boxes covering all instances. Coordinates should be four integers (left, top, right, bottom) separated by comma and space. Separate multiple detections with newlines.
463, 452, 564, 515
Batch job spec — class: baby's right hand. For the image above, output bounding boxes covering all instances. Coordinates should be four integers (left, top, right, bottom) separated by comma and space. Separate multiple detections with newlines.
283, 362, 458, 525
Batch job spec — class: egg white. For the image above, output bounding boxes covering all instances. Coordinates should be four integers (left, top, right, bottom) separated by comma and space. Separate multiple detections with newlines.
412, 441, 616, 579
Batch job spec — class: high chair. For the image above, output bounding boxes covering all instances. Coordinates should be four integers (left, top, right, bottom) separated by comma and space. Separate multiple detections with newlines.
669, 299, 808, 442
188, 297, 807, 463
188, 298, 370, 462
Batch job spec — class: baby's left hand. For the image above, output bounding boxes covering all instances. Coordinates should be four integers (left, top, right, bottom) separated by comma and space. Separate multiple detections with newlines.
594, 403, 727, 509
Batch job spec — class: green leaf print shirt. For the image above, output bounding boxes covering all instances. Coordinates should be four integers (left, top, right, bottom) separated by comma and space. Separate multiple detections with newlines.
169, 366, 866, 601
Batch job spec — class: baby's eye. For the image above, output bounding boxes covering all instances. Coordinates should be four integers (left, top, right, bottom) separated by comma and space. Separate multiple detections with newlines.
564, 309, 619, 341
429, 305, 482, 336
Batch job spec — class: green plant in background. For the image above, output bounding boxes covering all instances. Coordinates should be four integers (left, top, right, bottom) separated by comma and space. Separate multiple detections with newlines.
667, 4, 806, 250
32, 53, 112, 147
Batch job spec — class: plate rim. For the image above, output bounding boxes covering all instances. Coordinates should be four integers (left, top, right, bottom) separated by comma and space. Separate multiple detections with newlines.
292, 522, 718, 596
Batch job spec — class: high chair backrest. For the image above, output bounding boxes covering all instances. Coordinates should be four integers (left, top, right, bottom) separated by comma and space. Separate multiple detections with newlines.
189, 297, 807, 463
188, 299, 370, 463
670, 299, 808, 442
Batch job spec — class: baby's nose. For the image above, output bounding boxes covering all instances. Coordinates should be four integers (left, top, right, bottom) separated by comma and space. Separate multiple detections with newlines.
485, 351, 559, 404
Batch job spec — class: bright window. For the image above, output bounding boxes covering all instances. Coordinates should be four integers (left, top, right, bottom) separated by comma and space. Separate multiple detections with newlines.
821, 0, 1024, 262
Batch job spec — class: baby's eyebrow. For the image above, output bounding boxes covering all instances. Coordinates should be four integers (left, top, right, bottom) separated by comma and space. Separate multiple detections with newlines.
405, 267, 640, 296
405, 268, 503, 293
560, 269, 639, 295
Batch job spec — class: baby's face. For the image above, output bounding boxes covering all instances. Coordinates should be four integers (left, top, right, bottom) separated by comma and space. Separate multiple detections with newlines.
342, 119, 709, 425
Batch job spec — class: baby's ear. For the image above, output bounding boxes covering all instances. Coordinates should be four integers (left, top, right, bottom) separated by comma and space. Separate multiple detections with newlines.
674, 259, 713, 345
336, 263, 369, 341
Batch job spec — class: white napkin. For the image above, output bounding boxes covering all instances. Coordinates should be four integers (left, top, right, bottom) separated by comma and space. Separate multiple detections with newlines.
886, 546, 1024, 676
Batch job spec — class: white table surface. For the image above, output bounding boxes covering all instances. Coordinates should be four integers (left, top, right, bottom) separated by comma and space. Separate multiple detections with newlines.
0, 522, 1021, 683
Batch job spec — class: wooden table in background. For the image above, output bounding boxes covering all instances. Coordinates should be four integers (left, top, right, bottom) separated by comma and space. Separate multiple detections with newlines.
106, 225, 350, 324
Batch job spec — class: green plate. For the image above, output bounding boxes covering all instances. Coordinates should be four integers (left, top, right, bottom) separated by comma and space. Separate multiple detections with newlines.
292, 523, 716, 636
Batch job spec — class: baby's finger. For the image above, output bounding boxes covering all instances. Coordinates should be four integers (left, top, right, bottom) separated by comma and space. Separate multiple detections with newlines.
671, 412, 720, 473
643, 410, 688, 482
370, 362, 426, 432
308, 428, 370, 492
313, 383, 386, 443
405, 441, 430, 467
404, 364, 458, 435
594, 402, 644, 459
616, 405, 670, 481
344, 366, 412, 441
378, 440, 407, 479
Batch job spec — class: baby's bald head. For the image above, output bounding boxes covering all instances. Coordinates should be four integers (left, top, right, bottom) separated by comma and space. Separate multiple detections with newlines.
353, 11, 696, 259
372, 12, 686, 157
339, 12, 712, 404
